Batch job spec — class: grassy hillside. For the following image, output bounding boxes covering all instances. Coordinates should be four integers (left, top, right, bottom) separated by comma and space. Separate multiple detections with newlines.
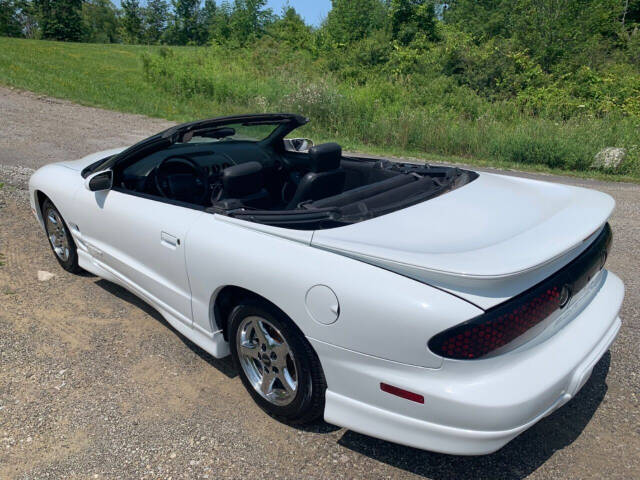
0, 36, 638, 181
0, 38, 213, 120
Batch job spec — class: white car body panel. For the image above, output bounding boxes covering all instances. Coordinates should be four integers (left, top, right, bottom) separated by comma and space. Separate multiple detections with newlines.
71, 188, 203, 325
185, 213, 482, 369
28, 148, 624, 455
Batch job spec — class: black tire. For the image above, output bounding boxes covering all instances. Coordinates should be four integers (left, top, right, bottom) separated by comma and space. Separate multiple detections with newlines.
42, 199, 81, 273
229, 300, 326, 424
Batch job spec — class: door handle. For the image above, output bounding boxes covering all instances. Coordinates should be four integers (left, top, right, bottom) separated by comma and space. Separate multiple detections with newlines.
161, 231, 180, 249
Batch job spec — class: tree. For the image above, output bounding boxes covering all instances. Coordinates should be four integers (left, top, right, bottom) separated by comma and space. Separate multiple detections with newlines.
206, 0, 232, 43
510, 0, 621, 70
268, 5, 311, 47
228, 0, 273, 45
120, 0, 143, 43
36, 0, 84, 41
446, 0, 624, 71
82, 0, 119, 43
166, 0, 205, 45
201, 0, 216, 33
143, 0, 169, 44
0, 0, 23, 37
325, 0, 387, 44
389, 0, 437, 45
622, 0, 640, 29
18, 0, 38, 37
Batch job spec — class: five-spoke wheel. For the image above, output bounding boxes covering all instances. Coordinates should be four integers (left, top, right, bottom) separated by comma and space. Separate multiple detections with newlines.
45, 207, 71, 262
236, 316, 298, 406
229, 301, 326, 423
42, 199, 80, 273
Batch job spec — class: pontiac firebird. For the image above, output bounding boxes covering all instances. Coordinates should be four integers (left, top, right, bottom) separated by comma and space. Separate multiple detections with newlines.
28, 114, 624, 455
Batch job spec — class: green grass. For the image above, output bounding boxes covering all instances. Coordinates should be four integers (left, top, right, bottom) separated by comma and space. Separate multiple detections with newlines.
0, 38, 210, 119
0, 36, 638, 182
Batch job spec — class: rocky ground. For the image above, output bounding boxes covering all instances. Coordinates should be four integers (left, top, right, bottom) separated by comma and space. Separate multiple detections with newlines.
0, 86, 638, 479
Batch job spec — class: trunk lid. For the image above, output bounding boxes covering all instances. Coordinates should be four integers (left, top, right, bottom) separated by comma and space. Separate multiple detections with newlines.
311, 173, 614, 309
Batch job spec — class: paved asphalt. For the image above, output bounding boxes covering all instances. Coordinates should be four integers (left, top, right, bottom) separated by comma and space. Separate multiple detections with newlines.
0, 86, 638, 479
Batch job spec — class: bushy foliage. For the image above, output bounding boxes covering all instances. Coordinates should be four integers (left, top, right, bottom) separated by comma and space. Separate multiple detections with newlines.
140, 39, 640, 176
165, 0, 207, 44
226, 0, 272, 45
390, 0, 437, 45
268, 6, 311, 48
445, 0, 623, 71
325, 0, 387, 45
82, 0, 118, 43
120, 0, 143, 43
142, 0, 169, 44
0, 0, 23, 36
36, 0, 84, 41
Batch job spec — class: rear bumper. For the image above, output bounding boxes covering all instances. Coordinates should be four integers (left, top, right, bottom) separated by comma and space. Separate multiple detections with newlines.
312, 270, 623, 455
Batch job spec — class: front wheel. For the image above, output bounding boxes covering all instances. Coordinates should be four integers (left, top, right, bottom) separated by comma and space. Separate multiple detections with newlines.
42, 199, 81, 273
229, 301, 326, 424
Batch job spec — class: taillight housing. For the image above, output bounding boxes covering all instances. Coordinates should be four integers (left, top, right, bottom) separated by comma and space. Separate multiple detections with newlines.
428, 223, 612, 360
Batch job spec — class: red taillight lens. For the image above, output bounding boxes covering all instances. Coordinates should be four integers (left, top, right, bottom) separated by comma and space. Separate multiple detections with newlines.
432, 287, 562, 359
380, 383, 425, 404
429, 223, 611, 360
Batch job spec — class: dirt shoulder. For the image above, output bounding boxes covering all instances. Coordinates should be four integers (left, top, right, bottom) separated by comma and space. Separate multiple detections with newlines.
0, 87, 638, 479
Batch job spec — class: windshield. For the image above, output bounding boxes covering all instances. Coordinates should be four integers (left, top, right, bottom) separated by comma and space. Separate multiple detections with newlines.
82, 114, 307, 178
179, 122, 283, 144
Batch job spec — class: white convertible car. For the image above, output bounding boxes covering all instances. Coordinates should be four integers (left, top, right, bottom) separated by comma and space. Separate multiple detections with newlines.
29, 114, 624, 455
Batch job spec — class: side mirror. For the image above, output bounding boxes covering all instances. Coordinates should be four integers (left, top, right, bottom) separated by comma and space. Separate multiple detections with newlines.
85, 170, 113, 192
284, 138, 314, 153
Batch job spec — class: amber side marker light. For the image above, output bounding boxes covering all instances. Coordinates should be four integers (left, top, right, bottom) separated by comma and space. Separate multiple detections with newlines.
380, 383, 425, 404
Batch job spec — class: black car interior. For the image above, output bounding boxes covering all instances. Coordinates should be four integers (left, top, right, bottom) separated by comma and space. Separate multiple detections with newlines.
101, 115, 477, 229
285, 143, 346, 209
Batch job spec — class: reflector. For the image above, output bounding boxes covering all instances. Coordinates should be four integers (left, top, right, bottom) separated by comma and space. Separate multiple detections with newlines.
380, 383, 425, 404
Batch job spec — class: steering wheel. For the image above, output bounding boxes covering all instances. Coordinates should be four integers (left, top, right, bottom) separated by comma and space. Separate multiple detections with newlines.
154, 155, 209, 204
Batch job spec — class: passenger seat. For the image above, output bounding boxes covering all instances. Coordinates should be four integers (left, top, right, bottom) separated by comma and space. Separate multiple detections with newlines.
287, 143, 346, 209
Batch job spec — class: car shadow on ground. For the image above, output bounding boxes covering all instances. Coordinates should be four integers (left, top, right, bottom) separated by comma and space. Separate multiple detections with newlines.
337, 352, 611, 480
94, 279, 237, 379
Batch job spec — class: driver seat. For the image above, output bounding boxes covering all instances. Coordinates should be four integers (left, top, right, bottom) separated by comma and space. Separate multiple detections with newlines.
213, 161, 272, 210
287, 143, 345, 209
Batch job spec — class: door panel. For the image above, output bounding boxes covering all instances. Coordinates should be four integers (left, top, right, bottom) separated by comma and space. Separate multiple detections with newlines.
72, 188, 203, 325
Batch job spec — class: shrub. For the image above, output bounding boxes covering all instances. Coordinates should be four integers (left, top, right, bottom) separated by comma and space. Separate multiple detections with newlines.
141, 42, 640, 178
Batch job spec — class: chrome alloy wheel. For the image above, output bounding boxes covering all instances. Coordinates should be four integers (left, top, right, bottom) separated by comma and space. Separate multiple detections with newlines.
45, 209, 70, 262
236, 316, 298, 406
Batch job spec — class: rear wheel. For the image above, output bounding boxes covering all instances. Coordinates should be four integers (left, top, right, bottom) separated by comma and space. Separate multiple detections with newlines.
229, 301, 326, 424
42, 199, 80, 273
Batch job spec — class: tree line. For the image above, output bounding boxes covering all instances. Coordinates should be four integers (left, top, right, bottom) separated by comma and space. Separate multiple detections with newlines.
0, 0, 302, 45
2, 1, 637, 50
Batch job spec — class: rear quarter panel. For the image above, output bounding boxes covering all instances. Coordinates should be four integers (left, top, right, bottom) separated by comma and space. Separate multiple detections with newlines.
185, 214, 483, 368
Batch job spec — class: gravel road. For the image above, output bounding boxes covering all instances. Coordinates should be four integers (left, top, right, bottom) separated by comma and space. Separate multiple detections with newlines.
0, 86, 638, 479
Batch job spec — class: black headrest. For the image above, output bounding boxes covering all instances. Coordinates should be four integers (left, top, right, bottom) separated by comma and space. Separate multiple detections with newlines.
309, 143, 342, 172
222, 161, 264, 197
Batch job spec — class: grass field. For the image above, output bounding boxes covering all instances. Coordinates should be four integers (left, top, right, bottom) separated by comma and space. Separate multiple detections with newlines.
1, 36, 638, 182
